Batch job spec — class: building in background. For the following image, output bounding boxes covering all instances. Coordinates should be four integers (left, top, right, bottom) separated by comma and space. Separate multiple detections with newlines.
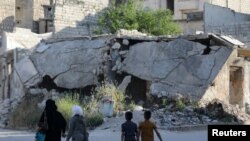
142, 0, 250, 35
0, 0, 110, 36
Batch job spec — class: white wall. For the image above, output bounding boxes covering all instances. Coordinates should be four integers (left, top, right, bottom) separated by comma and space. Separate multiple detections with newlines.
53, 0, 109, 38
204, 3, 250, 27
178, 20, 204, 35
142, 0, 167, 10
174, 0, 250, 20
204, 4, 250, 48
0, 0, 15, 34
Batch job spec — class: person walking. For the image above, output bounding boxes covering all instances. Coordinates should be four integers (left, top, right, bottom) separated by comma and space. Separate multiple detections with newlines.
66, 105, 88, 141
121, 111, 139, 141
138, 111, 163, 141
38, 99, 67, 141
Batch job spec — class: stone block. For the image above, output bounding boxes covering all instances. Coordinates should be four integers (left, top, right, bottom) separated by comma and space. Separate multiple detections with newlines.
15, 57, 38, 83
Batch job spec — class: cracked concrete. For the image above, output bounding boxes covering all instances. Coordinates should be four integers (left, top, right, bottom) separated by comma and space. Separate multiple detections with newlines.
121, 39, 233, 100
3, 34, 249, 109
12, 37, 237, 101
26, 39, 107, 89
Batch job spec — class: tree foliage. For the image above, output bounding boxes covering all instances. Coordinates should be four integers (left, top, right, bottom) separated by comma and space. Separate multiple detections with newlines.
98, 0, 181, 35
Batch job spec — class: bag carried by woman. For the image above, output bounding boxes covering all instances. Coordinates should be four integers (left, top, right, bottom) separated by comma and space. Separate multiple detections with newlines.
37, 99, 67, 141
35, 110, 48, 141
35, 131, 46, 141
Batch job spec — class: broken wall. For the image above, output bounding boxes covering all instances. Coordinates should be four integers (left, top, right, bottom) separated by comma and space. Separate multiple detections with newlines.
0, 28, 52, 103
202, 49, 250, 108
0, 28, 52, 55
201, 49, 234, 105
18, 37, 108, 89
204, 4, 250, 47
120, 38, 233, 101
0, 0, 15, 34
53, 0, 109, 38
2, 32, 249, 106
208, 0, 250, 15
178, 20, 204, 35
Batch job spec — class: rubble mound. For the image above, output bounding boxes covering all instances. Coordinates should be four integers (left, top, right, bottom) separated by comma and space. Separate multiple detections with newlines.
154, 99, 250, 129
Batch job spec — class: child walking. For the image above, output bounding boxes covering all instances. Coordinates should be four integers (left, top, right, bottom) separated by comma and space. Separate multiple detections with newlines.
139, 111, 163, 141
121, 111, 139, 141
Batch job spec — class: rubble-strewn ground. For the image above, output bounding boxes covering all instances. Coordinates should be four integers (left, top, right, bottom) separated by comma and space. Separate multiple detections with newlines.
0, 100, 249, 141
154, 101, 250, 128
96, 100, 250, 132
0, 128, 207, 141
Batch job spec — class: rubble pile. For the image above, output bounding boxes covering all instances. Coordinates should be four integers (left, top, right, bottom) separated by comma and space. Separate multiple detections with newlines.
0, 98, 21, 127
154, 100, 250, 128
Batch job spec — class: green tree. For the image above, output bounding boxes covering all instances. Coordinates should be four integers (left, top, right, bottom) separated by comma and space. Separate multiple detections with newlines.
98, 0, 181, 35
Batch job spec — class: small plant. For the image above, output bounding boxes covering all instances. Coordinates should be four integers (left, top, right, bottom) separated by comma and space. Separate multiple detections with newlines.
161, 98, 169, 106
221, 116, 233, 123
82, 96, 99, 114
124, 101, 136, 111
92, 27, 103, 35
8, 95, 43, 129
175, 99, 186, 111
56, 94, 82, 121
95, 83, 125, 114
98, 0, 181, 35
192, 101, 200, 108
85, 112, 104, 128
56, 93, 104, 128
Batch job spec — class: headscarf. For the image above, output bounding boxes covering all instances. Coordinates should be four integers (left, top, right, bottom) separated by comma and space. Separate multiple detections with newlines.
72, 105, 83, 117
45, 99, 57, 111
44, 99, 57, 130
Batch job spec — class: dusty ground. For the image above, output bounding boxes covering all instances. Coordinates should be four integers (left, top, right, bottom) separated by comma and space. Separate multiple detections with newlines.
0, 109, 208, 141
0, 128, 207, 141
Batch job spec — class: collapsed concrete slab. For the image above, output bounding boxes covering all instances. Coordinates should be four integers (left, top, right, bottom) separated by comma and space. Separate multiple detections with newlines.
15, 57, 39, 84
121, 39, 233, 101
29, 38, 107, 89
1, 31, 250, 127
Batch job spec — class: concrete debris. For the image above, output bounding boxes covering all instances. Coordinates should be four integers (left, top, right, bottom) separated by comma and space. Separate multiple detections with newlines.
0, 98, 22, 128
111, 42, 121, 49
153, 101, 250, 128
1, 33, 250, 129
118, 76, 132, 92
36, 43, 50, 53
15, 57, 39, 84
116, 29, 147, 37
29, 88, 43, 95
121, 39, 233, 100
119, 50, 128, 58
30, 39, 107, 89
122, 39, 129, 45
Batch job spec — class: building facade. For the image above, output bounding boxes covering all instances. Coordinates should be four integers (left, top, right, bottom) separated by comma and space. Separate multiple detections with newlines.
0, 0, 52, 35
0, 0, 110, 37
0, 0, 15, 34
142, 0, 250, 34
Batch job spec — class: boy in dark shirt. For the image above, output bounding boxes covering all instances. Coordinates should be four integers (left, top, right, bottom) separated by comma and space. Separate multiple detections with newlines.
121, 111, 139, 141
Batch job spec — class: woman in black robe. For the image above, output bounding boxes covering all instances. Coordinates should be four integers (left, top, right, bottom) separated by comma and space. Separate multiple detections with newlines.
39, 99, 67, 141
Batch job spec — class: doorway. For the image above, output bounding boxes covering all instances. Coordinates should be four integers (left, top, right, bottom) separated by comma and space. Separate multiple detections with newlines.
229, 67, 244, 107
125, 76, 147, 103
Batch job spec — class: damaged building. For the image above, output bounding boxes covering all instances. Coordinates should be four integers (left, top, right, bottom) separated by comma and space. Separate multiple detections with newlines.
1, 29, 250, 126
1, 0, 250, 129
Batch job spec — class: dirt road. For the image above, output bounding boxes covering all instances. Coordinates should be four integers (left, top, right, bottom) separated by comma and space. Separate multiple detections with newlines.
0, 128, 207, 141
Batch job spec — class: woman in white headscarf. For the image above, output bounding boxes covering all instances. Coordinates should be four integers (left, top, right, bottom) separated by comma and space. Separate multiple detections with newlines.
66, 105, 88, 141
